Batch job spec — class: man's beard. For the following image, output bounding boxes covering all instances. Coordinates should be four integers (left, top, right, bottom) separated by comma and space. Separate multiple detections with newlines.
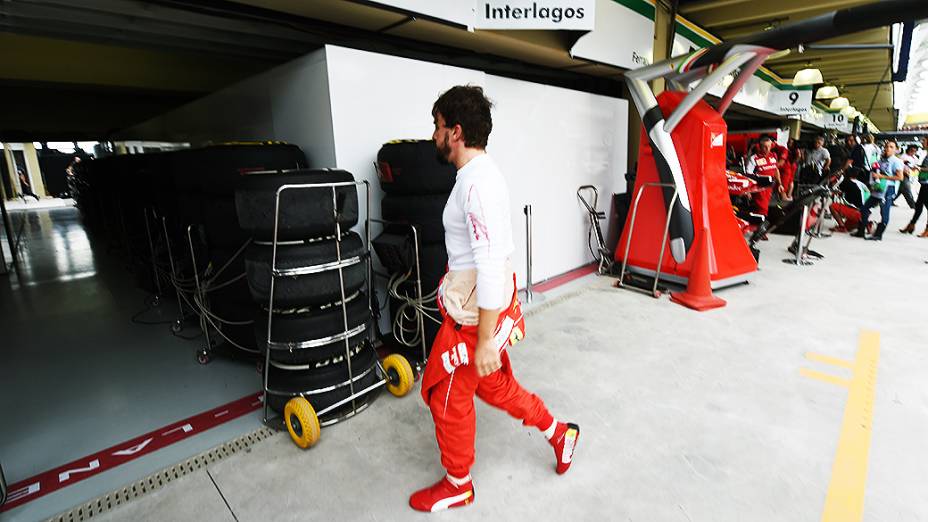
435, 135, 451, 165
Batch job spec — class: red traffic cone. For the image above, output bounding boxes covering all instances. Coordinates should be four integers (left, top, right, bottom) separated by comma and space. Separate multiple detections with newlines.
670, 228, 726, 311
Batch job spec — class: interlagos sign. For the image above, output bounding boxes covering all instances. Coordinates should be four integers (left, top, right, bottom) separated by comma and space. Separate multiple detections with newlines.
475, 1, 596, 29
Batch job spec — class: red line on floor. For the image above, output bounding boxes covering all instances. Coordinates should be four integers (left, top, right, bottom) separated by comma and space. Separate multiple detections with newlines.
1, 392, 263, 513
530, 263, 598, 293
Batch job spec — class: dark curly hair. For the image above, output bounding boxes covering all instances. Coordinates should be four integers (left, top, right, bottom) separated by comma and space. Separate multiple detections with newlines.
432, 85, 493, 149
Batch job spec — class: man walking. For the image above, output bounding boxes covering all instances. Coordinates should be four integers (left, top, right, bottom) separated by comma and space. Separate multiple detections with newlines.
852, 139, 905, 241
410, 86, 579, 512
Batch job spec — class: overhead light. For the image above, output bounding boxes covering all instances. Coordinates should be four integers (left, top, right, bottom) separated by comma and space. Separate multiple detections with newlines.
815, 85, 840, 99
830, 97, 850, 110
793, 68, 823, 86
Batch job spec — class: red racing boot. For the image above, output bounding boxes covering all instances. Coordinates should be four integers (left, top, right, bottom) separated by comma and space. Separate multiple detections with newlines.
550, 422, 580, 475
409, 476, 475, 512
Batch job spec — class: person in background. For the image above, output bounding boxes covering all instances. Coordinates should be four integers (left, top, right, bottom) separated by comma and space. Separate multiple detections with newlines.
17, 169, 40, 202
804, 135, 831, 184
895, 144, 919, 209
862, 134, 880, 168
779, 137, 800, 200
846, 134, 868, 173
852, 139, 905, 241
831, 174, 871, 233
65, 156, 81, 177
827, 133, 849, 175
900, 136, 928, 236
745, 136, 782, 215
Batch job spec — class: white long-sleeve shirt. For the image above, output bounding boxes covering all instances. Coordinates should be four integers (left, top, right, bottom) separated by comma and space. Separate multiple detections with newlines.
442, 153, 514, 310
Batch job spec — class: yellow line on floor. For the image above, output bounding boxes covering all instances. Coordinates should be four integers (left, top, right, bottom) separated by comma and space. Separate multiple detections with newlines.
800, 368, 849, 388
820, 330, 880, 522
805, 352, 853, 369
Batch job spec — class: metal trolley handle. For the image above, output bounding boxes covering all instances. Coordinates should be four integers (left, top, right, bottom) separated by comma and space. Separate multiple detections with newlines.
262, 179, 391, 428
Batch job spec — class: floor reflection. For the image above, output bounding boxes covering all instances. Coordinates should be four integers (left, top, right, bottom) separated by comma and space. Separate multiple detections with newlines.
2, 206, 97, 288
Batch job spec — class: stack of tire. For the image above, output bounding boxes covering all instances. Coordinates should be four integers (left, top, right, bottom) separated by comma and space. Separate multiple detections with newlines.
186, 143, 307, 357
376, 140, 456, 351
235, 168, 380, 419
74, 142, 309, 362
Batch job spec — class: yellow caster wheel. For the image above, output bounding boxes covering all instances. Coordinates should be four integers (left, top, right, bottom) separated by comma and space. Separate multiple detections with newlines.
284, 397, 320, 449
382, 354, 414, 397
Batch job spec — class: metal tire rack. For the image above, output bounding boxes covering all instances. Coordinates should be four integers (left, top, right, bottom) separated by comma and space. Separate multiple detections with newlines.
256, 173, 412, 433
142, 206, 259, 364
617, 182, 681, 298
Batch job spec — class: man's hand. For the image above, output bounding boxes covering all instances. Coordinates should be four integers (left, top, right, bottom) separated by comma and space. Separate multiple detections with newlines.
473, 339, 501, 377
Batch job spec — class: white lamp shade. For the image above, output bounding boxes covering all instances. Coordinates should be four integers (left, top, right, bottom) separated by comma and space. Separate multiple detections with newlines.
815, 85, 840, 99
830, 97, 850, 110
793, 68, 824, 86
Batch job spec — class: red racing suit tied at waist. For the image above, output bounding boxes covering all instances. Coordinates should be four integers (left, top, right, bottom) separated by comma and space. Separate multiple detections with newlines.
421, 274, 525, 403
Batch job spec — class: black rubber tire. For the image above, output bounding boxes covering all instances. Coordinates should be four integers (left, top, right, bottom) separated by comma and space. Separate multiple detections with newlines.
208, 246, 248, 279
258, 293, 372, 365
206, 277, 259, 353
415, 242, 447, 295
380, 194, 448, 243
265, 345, 379, 414
202, 195, 251, 248
244, 233, 367, 308
235, 169, 358, 242
170, 143, 308, 196
376, 140, 456, 195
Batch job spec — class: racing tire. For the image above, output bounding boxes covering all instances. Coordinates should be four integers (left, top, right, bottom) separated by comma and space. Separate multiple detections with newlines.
244, 232, 367, 308
235, 169, 358, 242
376, 140, 456, 195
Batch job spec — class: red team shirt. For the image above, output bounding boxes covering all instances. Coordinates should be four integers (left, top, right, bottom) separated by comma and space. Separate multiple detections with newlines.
747, 151, 779, 215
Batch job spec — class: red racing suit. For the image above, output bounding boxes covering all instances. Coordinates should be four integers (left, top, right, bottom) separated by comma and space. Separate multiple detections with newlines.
420, 275, 553, 478
747, 151, 779, 215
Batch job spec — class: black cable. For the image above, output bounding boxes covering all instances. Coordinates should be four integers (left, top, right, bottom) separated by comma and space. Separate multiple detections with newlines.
171, 329, 203, 341
130, 295, 174, 325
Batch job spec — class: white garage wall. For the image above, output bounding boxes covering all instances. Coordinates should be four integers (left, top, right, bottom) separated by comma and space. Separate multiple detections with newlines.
123, 45, 628, 286
324, 45, 485, 228
484, 75, 627, 286
324, 45, 627, 286
122, 49, 337, 168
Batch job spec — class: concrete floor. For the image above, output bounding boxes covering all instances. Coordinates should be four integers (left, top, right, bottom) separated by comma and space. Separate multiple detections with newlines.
0, 207, 262, 522
81, 206, 928, 522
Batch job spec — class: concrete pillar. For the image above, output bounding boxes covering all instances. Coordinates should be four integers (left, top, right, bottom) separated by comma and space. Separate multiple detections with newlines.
23, 143, 47, 198
651, 0, 675, 95
1, 146, 19, 199
785, 118, 802, 140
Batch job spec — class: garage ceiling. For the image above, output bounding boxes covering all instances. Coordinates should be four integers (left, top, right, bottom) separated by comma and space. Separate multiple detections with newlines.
0, 0, 912, 140
678, 0, 898, 130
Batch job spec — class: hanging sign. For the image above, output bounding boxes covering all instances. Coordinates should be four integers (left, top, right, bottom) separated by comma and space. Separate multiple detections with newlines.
824, 112, 850, 131
474, 0, 596, 30
770, 88, 812, 115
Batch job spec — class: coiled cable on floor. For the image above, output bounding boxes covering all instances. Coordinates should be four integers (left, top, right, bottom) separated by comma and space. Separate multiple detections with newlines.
389, 270, 441, 347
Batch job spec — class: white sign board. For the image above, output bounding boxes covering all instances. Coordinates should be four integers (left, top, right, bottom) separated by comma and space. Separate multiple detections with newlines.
770, 88, 812, 115
570, 0, 651, 68
475, 0, 595, 30
823, 112, 850, 131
